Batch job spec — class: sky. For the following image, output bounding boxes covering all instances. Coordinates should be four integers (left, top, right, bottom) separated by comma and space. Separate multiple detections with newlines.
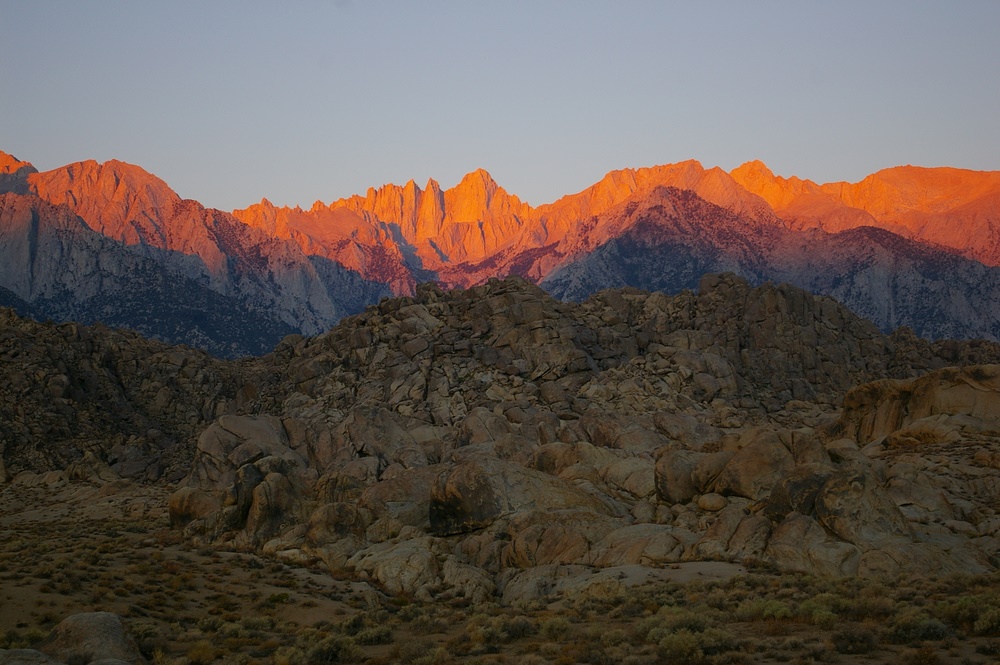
2, 1, 999, 211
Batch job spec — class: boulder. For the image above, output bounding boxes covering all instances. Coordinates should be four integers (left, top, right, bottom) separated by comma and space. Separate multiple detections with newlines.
429, 458, 612, 536
589, 524, 688, 567
814, 471, 912, 550
358, 464, 445, 529
712, 428, 795, 500
347, 537, 442, 598
186, 415, 299, 490
504, 509, 619, 567
655, 449, 702, 504
36, 613, 145, 665
765, 513, 861, 576
167, 486, 221, 528
841, 366, 1000, 444
653, 412, 722, 450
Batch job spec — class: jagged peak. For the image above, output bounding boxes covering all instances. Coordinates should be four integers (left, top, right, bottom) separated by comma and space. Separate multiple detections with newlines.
455, 168, 499, 191
732, 159, 775, 179
0, 150, 37, 175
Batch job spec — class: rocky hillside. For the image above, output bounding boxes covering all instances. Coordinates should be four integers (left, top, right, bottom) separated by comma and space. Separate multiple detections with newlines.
4, 274, 1000, 604
0, 307, 246, 482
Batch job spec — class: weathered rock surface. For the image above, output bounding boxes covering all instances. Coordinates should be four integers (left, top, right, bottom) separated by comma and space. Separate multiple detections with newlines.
4, 275, 1000, 606
36, 612, 145, 665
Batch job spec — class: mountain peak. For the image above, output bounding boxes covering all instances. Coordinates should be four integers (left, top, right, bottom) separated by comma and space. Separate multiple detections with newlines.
456, 168, 499, 191
0, 151, 38, 194
732, 159, 775, 180
0, 151, 36, 175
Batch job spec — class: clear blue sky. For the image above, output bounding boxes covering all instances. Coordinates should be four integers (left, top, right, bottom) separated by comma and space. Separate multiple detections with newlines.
3, 1, 999, 211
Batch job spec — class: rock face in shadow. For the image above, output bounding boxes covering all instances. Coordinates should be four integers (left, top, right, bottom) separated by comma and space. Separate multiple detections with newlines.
148, 276, 1000, 601
3, 274, 1000, 604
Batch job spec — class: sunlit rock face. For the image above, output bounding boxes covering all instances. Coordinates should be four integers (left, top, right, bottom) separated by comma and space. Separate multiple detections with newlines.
3, 148, 1000, 355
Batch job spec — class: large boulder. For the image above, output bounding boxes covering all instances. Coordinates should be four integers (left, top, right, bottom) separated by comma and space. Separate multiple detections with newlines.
185, 415, 303, 490
765, 513, 861, 577
814, 471, 912, 550
429, 458, 614, 536
655, 449, 702, 504
841, 365, 1000, 444
712, 428, 795, 500
167, 486, 221, 528
36, 613, 145, 665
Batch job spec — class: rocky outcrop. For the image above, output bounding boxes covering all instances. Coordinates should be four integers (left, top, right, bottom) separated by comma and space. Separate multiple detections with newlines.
35, 613, 145, 665
0, 151, 37, 194
0, 308, 243, 478
150, 276, 1000, 602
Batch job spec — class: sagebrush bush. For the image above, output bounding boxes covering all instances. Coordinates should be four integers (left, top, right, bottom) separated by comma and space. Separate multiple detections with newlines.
355, 624, 393, 645
973, 607, 1000, 635
186, 640, 217, 665
540, 616, 570, 640
887, 610, 951, 644
657, 629, 705, 664
829, 624, 878, 654
306, 635, 361, 664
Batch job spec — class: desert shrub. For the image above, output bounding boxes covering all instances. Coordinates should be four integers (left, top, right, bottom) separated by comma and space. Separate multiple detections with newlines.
395, 639, 434, 663
197, 616, 223, 633
337, 613, 366, 635
976, 640, 1000, 656
409, 646, 454, 665
0, 629, 23, 649
901, 645, 941, 665
504, 615, 536, 639
829, 625, 878, 654
261, 591, 290, 608
658, 607, 714, 633
735, 598, 792, 622
850, 594, 897, 620
410, 613, 449, 633
398, 604, 426, 621
805, 608, 837, 629
465, 614, 534, 647
186, 640, 218, 665
241, 615, 274, 631
601, 628, 627, 647
306, 635, 361, 664
698, 627, 738, 655
273, 646, 306, 665
887, 610, 951, 644
973, 607, 1000, 636
540, 616, 571, 640
657, 629, 705, 664
355, 624, 393, 645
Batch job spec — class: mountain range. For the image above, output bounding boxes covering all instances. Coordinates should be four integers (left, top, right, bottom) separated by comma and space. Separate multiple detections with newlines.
2, 149, 999, 355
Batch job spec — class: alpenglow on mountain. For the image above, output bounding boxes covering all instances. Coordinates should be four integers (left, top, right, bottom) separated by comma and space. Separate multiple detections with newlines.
2, 149, 1000, 355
